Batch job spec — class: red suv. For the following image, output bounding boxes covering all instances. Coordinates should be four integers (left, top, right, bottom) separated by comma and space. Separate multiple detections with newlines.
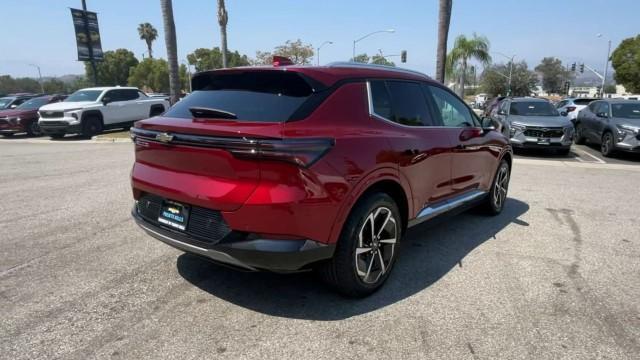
131, 62, 512, 296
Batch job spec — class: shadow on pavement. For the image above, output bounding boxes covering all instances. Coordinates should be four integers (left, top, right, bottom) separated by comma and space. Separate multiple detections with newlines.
513, 147, 575, 160
583, 143, 640, 162
176, 198, 529, 320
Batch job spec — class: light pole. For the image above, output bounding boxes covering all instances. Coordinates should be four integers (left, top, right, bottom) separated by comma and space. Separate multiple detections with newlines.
352, 29, 395, 60
596, 34, 611, 98
494, 52, 516, 96
316, 41, 333, 66
28, 64, 44, 94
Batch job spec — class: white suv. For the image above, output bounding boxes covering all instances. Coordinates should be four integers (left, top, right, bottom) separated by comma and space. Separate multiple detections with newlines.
38, 87, 170, 138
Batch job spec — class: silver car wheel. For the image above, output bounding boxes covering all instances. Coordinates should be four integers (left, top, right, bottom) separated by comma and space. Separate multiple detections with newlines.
355, 206, 397, 284
493, 164, 509, 209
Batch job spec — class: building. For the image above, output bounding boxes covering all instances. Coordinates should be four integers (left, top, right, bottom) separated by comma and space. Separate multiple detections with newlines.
569, 86, 600, 98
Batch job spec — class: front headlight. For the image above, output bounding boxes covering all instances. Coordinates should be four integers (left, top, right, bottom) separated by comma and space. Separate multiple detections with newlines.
510, 122, 526, 136
616, 124, 638, 135
8, 117, 19, 125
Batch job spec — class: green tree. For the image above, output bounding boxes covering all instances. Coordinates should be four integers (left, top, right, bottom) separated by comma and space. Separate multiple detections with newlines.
448, 33, 491, 97
535, 57, 572, 95
253, 40, 314, 65
128, 58, 169, 93
0, 76, 40, 94
604, 84, 617, 94
370, 54, 395, 66
42, 79, 66, 94
85, 49, 139, 86
161, 0, 180, 104
217, 0, 229, 68
350, 53, 370, 63
138, 22, 158, 59
179, 64, 189, 92
481, 61, 537, 97
611, 35, 640, 93
435, 0, 452, 83
187, 47, 250, 71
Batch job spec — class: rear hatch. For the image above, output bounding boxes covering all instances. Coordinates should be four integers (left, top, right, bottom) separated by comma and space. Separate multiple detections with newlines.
132, 69, 326, 211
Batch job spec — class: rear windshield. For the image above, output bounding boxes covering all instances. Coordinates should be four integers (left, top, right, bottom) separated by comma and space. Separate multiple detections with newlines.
611, 103, 640, 119
510, 101, 558, 116
573, 98, 596, 105
165, 71, 314, 122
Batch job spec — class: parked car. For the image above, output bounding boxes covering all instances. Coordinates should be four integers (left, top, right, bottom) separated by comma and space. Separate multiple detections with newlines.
0, 94, 40, 110
37, 87, 169, 138
489, 97, 574, 154
0, 95, 66, 137
574, 99, 640, 157
556, 97, 598, 123
129, 61, 513, 297
474, 93, 489, 109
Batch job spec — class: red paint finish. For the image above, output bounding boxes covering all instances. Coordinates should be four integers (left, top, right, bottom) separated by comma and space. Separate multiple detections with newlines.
0, 95, 65, 134
131, 65, 511, 245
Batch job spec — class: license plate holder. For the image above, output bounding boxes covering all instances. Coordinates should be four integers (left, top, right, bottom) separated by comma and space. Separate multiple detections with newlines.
537, 137, 550, 145
158, 200, 189, 231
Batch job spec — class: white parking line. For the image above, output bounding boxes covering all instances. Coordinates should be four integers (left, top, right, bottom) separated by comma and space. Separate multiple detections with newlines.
573, 147, 606, 164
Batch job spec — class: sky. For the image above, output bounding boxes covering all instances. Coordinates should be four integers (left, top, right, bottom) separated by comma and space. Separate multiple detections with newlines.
1, 0, 639, 79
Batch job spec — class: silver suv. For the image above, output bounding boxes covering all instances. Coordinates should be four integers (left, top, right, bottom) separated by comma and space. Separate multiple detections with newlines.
489, 97, 574, 155
574, 99, 640, 157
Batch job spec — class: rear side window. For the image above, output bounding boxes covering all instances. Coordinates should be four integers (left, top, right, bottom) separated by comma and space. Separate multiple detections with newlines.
369, 80, 433, 126
427, 85, 475, 127
165, 71, 314, 122
573, 99, 594, 105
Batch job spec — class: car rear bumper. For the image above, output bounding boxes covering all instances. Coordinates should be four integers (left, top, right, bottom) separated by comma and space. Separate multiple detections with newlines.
132, 205, 335, 272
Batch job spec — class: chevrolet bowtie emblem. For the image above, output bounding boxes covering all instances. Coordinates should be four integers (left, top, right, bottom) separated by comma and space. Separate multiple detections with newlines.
155, 132, 173, 143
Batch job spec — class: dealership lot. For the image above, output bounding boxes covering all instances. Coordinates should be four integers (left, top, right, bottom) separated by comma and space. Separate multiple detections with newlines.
1, 141, 639, 359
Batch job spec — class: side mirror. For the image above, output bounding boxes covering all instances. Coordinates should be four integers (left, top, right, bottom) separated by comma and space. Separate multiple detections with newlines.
9, 104, 17, 109
101, 96, 111, 105
497, 109, 506, 115
560, 111, 568, 116
481, 117, 496, 130
596, 112, 608, 118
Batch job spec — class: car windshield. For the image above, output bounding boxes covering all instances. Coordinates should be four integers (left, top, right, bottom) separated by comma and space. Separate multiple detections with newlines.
17, 97, 50, 110
0, 97, 15, 108
611, 103, 640, 119
510, 101, 558, 116
65, 90, 102, 102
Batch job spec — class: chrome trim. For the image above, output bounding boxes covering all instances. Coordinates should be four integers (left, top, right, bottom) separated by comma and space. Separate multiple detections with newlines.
409, 189, 487, 227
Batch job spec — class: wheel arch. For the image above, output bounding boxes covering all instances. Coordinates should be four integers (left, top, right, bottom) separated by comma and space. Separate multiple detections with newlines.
81, 110, 104, 125
149, 104, 166, 117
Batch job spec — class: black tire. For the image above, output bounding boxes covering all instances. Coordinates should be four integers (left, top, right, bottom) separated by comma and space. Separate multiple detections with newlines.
26, 121, 42, 137
556, 148, 571, 156
600, 132, 615, 157
81, 116, 103, 138
481, 159, 510, 215
2, 133, 14, 138
574, 123, 586, 145
49, 133, 65, 139
317, 192, 402, 297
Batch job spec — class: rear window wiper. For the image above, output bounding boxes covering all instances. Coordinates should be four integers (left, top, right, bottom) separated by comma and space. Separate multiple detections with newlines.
189, 107, 238, 119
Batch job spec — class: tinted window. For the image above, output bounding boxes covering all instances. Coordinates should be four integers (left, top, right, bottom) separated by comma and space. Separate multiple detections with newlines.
574, 98, 595, 105
104, 90, 126, 102
386, 81, 432, 126
370, 81, 393, 120
65, 90, 102, 102
428, 85, 474, 127
0, 97, 14, 108
509, 101, 558, 116
611, 103, 640, 118
165, 71, 313, 122
17, 97, 50, 110
556, 100, 568, 108
596, 102, 610, 115
121, 89, 140, 101
588, 102, 599, 112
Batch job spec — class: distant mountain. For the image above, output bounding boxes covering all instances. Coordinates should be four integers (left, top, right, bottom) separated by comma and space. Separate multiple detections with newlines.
41, 74, 84, 84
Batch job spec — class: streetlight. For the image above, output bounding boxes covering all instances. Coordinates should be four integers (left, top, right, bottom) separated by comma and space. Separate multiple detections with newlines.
596, 33, 611, 98
352, 29, 395, 60
494, 52, 516, 96
316, 41, 333, 66
28, 64, 44, 94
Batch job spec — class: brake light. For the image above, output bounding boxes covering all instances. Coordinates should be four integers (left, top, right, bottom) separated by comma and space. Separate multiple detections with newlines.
232, 138, 335, 167
273, 56, 294, 67
566, 106, 576, 112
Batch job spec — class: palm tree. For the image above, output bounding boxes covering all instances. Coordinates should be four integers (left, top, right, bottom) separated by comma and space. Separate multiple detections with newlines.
435, 0, 452, 83
217, 0, 229, 68
160, 0, 180, 104
137, 23, 158, 59
448, 33, 491, 97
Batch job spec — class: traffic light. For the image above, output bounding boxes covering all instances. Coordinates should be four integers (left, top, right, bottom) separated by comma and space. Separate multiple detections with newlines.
580, 64, 584, 73
400, 50, 407, 63
571, 63, 576, 72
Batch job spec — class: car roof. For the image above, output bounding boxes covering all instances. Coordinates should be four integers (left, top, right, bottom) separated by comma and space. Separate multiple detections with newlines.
602, 99, 639, 104
192, 63, 433, 88
509, 97, 550, 103
78, 86, 139, 91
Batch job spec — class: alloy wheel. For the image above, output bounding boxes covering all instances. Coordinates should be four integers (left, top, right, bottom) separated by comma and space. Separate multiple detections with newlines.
493, 165, 509, 209
29, 121, 42, 136
601, 133, 612, 155
355, 206, 397, 284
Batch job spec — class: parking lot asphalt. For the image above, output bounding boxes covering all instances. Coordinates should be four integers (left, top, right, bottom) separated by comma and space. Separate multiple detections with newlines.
1, 141, 639, 360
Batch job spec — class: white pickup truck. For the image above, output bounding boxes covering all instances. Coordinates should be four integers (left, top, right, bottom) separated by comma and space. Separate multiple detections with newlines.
38, 86, 170, 138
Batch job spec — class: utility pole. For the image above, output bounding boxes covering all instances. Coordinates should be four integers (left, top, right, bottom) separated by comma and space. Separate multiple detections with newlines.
602, 40, 611, 98
82, 0, 98, 86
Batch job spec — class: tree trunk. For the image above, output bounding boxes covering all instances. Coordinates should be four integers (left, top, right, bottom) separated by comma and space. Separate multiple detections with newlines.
435, 0, 452, 83
218, 0, 228, 68
147, 40, 153, 59
458, 58, 467, 97
160, 0, 180, 104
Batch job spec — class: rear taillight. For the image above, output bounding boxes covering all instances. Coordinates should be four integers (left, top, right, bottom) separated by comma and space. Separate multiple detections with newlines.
566, 106, 576, 112
131, 127, 334, 168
